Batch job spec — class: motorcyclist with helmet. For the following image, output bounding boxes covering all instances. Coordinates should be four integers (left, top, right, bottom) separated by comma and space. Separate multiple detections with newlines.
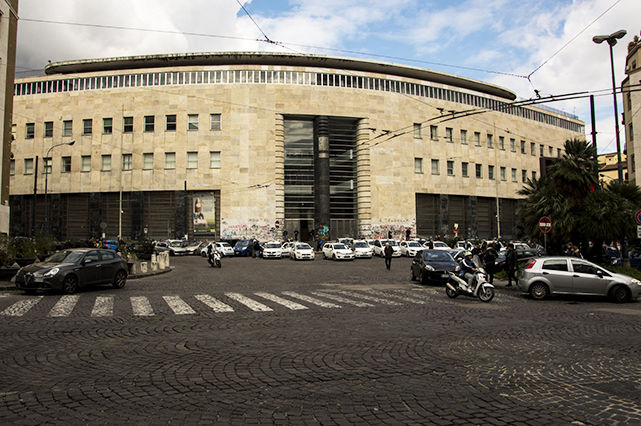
460, 251, 478, 290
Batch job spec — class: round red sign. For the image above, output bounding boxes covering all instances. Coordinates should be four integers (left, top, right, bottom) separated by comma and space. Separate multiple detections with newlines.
539, 216, 552, 233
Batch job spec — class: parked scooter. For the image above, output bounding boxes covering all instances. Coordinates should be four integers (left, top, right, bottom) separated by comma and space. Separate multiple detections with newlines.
208, 249, 222, 268
445, 254, 494, 302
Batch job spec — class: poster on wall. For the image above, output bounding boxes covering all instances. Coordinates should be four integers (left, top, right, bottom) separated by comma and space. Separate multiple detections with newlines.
193, 193, 216, 234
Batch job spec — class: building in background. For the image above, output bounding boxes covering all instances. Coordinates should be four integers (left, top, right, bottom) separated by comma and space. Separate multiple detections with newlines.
624, 32, 641, 186
598, 152, 628, 184
10, 52, 584, 242
0, 0, 18, 235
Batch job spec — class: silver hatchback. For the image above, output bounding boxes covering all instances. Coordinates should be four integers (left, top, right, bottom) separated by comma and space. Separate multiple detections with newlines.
518, 256, 641, 303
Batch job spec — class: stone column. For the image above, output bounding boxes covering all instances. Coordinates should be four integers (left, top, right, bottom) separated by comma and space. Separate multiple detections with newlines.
314, 116, 331, 234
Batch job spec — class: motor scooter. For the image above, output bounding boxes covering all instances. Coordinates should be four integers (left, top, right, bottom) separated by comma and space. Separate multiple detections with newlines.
208, 249, 222, 268
445, 255, 494, 302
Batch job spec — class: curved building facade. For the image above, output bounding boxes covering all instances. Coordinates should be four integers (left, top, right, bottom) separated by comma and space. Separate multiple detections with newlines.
9, 52, 585, 242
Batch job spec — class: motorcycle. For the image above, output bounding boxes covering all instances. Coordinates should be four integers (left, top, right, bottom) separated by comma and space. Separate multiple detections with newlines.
208, 249, 222, 268
445, 255, 494, 302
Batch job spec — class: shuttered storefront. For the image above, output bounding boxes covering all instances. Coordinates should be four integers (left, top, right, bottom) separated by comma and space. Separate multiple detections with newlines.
415, 193, 438, 238
65, 194, 89, 240
144, 191, 175, 240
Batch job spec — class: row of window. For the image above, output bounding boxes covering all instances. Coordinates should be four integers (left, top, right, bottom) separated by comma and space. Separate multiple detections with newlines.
14, 68, 584, 133
19, 114, 222, 139
413, 123, 562, 157
11, 151, 222, 175
414, 157, 536, 182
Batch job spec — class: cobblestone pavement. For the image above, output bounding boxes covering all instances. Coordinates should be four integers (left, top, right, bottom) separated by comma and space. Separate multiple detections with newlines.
0, 255, 640, 425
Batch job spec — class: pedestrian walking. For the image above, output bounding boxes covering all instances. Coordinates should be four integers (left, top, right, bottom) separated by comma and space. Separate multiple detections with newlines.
384, 242, 393, 270
505, 243, 518, 287
294, 228, 299, 241
405, 228, 411, 240
483, 243, 497, 284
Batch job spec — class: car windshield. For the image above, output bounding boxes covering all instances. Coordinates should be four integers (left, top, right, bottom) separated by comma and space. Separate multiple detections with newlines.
354, 242, 368, 248
434, 242, 448, 248
169, 242, 183, 248
235, 241, 250, 247
296, 244, 311, 250
221, 243, 231, 248
45, 250, 85, 264
423, 251, 454, 262
334, 243, 347, 250
265, 243, 281, 248
408, 242, 422, 247
388, 241, 398, 246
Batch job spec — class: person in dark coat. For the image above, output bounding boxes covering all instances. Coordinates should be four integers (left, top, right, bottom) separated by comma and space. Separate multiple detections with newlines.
505, 243, 518, 287
483, 243, 497, 284
384, 242, 394, 270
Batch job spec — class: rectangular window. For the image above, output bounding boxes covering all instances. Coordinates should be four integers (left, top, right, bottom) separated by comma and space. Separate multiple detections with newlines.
43, 157, 52, 174
430, 125, 438, 141
499, 136, 505, 150
460, 129, 468, 145
24, 158, 33, 175
462, 162, 469, 178
165, 152, 176, 169
62, 156, 71, 173
143, 153, 154, 170
9, 159, 14, 176
144, 116, 155, 132
187, 152, 198, 169
122, 154, 132, 171
557, 148, 562, 157
188, 114, 199, 131
487, 134, 493, 149
103, 118, 113, 134
209, 151, 221, 169
511, 168, 517, 182
431, 159, 439, 175
210, 113, 221, 130
12, 124, 17, 141
81, 155, 91, 172
44, 121, 53, 138
101, 155, 111, 171
521, 140, 526, 154
488, 165, 495, 180
166, 114, 177, 131
445, 127, 453, 143
474, 132, 481, 146
447, 160, 454, 176
630, 123, 634, 140
530, 142, 536, 156
500, 166, 506, 181
414, 157, 422, 173
63, 120, 72, 137
522, 169, 527, 183
83, 119, 92, 135
474, 163, 482, 178
413, 123, 422, 139
123, 117, 133, 133
510, 138, 516, 152
26, 123, 35, 139
532, 171, 537, 180
549, 146, 553, 156
539, 144, 544, 157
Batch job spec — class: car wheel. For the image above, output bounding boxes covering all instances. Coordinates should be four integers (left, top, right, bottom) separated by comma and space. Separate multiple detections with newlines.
113, 270, 127, 289
529, 282, 549, 300
410, 268, 417, 281
62, 275, 78, 294
610, 285, 631, 303
332, 254, 336, 261
323, 253, 327, 259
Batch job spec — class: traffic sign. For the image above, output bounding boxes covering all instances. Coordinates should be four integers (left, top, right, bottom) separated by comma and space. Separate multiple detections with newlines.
635, 210, 641, 225
539, 216, 552, 234
275, 220, 280, 229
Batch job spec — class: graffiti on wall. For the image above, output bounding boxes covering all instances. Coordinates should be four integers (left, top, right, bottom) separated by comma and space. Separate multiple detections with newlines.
220, 220, 279, 241
370, 220, 416, 239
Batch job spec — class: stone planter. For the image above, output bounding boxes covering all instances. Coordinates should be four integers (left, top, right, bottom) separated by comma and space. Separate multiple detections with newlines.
0, 267, 19, 281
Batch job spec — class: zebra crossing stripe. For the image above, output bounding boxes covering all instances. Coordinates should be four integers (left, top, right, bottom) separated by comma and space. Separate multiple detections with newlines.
363, 289, 427, 304
225, 292, 273, 312
163, 295, 196, 315
194, 294, 234, 313
49, 295, 80, 317
131, 296, 154, 316
282, 291, 342, 308
0, 296, 43, 316
338, 291, 402, 305
255, 292, 308, 310
310, 292, 374, 307
91, 296, 114, 317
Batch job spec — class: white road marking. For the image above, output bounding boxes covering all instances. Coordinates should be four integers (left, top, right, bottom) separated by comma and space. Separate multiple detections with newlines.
131, 296, 155, 316
0, 297, 43, 316
163, 295, 196, 315
91, 296, 114, 317
49, 295, 80, 317
310, 292, 374, 307
364, 289, 427, 304
255, 292, 308, 310
225, 292, 273, 312
281, 291, 342, 308
194, 294, 234, 313
338, 291, 402, 305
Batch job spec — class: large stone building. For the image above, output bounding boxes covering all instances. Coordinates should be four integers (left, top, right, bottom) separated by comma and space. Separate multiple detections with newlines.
9, 52, 584, 242
624, 32, 641, 185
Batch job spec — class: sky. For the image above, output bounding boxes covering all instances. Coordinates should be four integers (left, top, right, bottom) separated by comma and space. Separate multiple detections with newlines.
13, 0, 641, 155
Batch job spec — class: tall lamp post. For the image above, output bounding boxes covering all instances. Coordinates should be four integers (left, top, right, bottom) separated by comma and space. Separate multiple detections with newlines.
44, 140, 75, 235
593, 29, 627, 183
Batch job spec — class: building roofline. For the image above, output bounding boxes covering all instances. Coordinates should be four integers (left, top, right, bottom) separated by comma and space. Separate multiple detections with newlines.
43, 51, 517, 101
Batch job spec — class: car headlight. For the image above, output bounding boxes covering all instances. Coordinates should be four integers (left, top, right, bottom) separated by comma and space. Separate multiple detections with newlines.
631, 278, 641, 286
44, 267, 60, 277
455, 265, 461, 272
424, 265, 435, 271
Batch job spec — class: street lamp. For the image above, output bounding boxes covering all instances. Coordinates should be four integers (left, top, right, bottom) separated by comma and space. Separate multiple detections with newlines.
593, 29, 627, 184
44, 140, 75, 235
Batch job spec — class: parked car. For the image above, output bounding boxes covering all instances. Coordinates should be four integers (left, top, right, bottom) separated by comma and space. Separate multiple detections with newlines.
262, 241, 283, 259
15, 248, 128, 294
519, 256, 641, 302
399, 240, 424, 257
102, 240, 119, 250
154, 241, 186, 256
447, 249, 466, 262
182, 241, 204, 255
281, 241, 295, 258
410, 249, 459, 285
322, 243, 355, 260
214, 242, 234, 257
351, 240, 373, 258
372, 240, 401, 257
234, 239, 253, 256
430, 241, 451, 250
495, 249, 543, 270
290, 243, 315, 260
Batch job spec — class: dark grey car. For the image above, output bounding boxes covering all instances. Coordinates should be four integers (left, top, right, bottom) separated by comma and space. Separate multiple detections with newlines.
15, 249, 128, 294
410, 249, 460, 285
